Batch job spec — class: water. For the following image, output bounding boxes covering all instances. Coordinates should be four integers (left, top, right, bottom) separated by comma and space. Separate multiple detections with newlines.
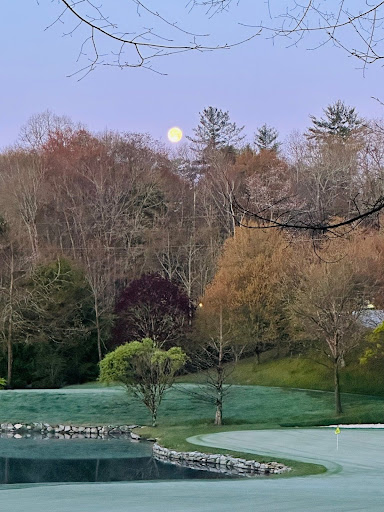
0, 436, 237, 484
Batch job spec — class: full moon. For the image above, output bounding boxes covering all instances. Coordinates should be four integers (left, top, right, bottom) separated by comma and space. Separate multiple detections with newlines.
167, 126, 183, 143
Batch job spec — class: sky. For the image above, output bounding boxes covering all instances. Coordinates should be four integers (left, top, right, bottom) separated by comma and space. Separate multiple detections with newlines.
0, 1, 382, 151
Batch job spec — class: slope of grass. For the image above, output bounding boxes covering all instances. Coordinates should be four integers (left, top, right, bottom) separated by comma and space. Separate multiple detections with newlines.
180, 355, 384, 397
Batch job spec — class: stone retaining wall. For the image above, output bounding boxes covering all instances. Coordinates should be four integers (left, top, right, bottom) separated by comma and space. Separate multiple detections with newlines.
153, 443, 291, 476
0, 422, 140, 440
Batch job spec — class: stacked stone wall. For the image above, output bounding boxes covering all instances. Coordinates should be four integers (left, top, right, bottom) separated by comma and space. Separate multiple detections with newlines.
153, 443, 291, 476
0, 423, 140, 439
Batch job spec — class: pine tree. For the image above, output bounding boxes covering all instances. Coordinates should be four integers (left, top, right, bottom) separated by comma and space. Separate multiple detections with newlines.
254, 124, 280, 152
307, 100, 364, 140
187, 106, 245, 152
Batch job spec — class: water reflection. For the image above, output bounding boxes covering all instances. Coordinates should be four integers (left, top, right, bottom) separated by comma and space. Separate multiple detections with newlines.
0, 435, 240, 483
0, 455, 237, 484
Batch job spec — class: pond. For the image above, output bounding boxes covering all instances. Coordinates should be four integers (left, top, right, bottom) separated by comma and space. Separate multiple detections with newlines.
0, 435, 238, 484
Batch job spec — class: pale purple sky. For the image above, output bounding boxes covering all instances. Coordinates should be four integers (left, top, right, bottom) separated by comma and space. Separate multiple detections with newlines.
1, 1, 382, 150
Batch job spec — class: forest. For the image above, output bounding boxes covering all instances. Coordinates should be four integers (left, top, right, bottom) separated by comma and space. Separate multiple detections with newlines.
1, 101, 384, 403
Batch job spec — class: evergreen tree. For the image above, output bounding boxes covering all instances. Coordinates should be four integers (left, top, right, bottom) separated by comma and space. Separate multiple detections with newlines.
254, 124, 280, 152
307, 100, 364, 140
19, 259, 98, 387
187, 106, 245, 152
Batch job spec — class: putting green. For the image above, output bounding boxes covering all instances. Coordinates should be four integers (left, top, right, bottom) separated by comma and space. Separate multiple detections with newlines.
1, 428, 384, 511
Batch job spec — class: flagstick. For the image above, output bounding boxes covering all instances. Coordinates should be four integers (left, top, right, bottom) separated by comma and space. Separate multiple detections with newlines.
336, 434, 339, 451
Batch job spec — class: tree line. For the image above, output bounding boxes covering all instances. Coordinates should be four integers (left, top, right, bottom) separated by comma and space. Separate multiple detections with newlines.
1, 102, 384, 422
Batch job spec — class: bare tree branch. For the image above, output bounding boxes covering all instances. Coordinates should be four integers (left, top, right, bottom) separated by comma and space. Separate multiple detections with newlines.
47, 0, 259, 77
232, 193, 384, 235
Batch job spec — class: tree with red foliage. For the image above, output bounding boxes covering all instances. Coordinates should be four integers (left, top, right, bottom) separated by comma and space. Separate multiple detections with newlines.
112, 274, 192, 349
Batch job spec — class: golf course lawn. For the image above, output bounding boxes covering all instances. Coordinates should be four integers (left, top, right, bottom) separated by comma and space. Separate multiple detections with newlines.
1, 383, 383, 427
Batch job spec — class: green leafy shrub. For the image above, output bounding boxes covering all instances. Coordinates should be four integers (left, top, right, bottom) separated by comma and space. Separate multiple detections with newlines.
100, 338, 186, 426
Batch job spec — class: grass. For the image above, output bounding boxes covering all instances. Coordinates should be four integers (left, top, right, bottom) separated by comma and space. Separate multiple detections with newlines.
138, 423, 326, 478
180, 354, 384, 397
1, 383, 384, 427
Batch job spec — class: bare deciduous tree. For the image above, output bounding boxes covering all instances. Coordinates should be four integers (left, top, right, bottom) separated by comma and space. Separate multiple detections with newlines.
185, 305, 245, 426
290, 257, 371, 414
0, 242, 25, 387
0, 151, 46, 261
18, 110, 77, 151
232, 126, 384, 237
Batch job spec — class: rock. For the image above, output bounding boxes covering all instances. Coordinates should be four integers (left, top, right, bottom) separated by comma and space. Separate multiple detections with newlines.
151, 442, 289, 477
130, 432, 141, 440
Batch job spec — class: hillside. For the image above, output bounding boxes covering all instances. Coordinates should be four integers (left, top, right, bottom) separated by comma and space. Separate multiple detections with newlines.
180, 355, 384, 397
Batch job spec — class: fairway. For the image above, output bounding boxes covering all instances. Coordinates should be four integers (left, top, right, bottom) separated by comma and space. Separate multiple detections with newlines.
1, 428, 384, 511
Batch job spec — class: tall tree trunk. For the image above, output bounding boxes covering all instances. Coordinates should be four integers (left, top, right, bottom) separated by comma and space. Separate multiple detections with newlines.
334, 360, 342, 415
7, 329, 12, 388
214, 403, 222, 426
152, 407, 157, 427
94, 295, 102, 362
215, 305, 223, 426
7, 248, 14, 388
215, 364, 223, 426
